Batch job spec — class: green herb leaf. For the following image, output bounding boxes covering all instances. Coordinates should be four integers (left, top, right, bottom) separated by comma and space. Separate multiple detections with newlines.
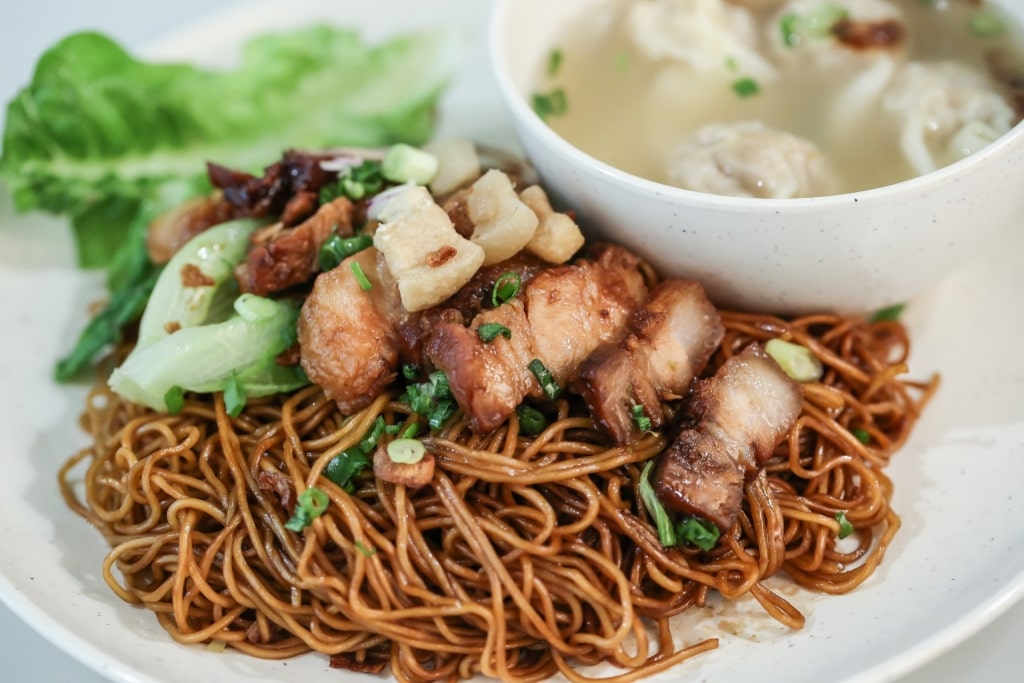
639, 461, 676, 547
318, 233, 374, 272
516, 405, 548, 436
528, 358, 562, 400
285, 487, 330, 532
869, 303, 905, 323
350, 260, 373, 291
531, 88, 568, 121
731, 77, 760, 98
491, 272, 522, 307
835, 511, 855, 539
477, 322, 512, 343
675, 516, 720, 551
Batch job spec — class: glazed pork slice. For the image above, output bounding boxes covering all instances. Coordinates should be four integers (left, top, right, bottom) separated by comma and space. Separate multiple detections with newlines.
652, 343, 803, 532
426, 244, 648, 433
298, 248, 403, 414
237, 196, 355, 296
575, 279, 725, 445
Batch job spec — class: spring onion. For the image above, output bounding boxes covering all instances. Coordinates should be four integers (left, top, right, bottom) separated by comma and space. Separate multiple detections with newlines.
528, 359, 562, 400
350, 261, 373, 291
869, 303, 905, 323
491, 272, 522, 307
516, 405, 547, 436
835, 511, 855, 539
477, 322, 512, 343
386, 438, 426, 464
381, 143, 439, 185
851, 428, 871, 444
764, 338, 824, 383
164, 386, 186, 415
639, 461, 677, 547
402, 370, 455, 430
531, 88, 568, 120
318, 233, 374, 271
284, 487, 330, 532
675, 516, 720, 551
223, 371, 247, 417
631, 403, 652, 433
731, 77, 760, 98
320, 159, 385, 203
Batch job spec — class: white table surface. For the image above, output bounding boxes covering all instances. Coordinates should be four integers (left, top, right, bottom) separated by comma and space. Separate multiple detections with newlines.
1, 1, 1021, 681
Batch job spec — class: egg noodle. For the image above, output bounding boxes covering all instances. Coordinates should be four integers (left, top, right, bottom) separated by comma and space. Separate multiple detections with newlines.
59, 307, 936, 682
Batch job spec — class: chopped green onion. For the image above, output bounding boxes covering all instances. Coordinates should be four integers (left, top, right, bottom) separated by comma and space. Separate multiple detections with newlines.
764, 338, 824, 382
350, 261, 373, 291
531, 88, 568, 121
164, 386, 185, 415
528, 358, 562, 400
354, 540, 376, 557
780, 4, 849, 47
639, 461, 676, 547
851, 427, 871, 444
401, 422, 420, 439
402, 363, 419, 381
319, 159, 385, 203
675, 516, 720, 551
223, 371, 247, 417
869, 302, 905, 323
324, 416, 385, 490
969, 12, 1005, 37
547, 48, 564, 77
386, 438, 426, 464
630, 403, 652, 433
516, 405, 548, 436
731, 77, 760, 98
835, 511, 855, 539
478, 322, 512, 343
491, 272, 522, 307
381, 143, 439, 185
318, 233, 373, 272
402, 370, 455, 431
285, 487, 330, 532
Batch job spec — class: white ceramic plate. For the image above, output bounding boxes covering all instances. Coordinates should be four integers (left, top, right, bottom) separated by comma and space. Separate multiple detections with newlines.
1, 1, 1023, 682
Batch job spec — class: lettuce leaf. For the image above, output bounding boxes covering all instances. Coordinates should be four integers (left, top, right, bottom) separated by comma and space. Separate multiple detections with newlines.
0, 25, 462, 269
2, 24, 461, 380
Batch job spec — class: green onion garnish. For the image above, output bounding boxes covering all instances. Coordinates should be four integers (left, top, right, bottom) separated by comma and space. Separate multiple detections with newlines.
516, 405, 548, 436
547, 48, 564, 77
528, 358, 562, 400
354, 540, 376, 557
477, 322, 512, 343
639, 461, 677, 547
164, 386, 185, 415
764, 338, 824, 382
869, 302, 905, 323
630, 403, 652, 433
402, 370, 455, 431
731, 77, 760, 98
851, 427, 871, 444
223, 371, 247, 417
350, 261, 373, 291
531, 88, 568, 121
402, 363, 419, 381
324, 416, 385, 490
835, 511, 855, 539
491, 272, 522, 307
319, 159, 385, 204
386, 438, 426, 464
675, 516, 720, 551
969, 12, 1005, 37
318, 233, 373, 272
285, 487, 330, 532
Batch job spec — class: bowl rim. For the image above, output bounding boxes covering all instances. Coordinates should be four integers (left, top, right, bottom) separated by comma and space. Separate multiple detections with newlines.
487, 0, 1024, 212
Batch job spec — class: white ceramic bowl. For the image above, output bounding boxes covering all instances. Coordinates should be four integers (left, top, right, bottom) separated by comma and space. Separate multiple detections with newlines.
488, 0, 1024, 314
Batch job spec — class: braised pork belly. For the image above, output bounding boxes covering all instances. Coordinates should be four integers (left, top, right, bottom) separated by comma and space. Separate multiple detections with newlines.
652, 343, 803, 532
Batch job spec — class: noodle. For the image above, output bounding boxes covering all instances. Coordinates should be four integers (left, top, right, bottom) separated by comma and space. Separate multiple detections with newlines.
58, 310, 937, 682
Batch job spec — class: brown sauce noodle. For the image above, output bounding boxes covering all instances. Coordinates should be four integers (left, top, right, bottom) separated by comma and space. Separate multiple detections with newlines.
59, 310, 937, 682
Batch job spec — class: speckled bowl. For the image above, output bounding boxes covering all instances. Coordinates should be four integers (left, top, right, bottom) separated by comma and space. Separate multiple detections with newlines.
488, 0, 1024, 314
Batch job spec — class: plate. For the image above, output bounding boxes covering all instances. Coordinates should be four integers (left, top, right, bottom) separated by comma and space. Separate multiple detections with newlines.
1, 1, 1023, 682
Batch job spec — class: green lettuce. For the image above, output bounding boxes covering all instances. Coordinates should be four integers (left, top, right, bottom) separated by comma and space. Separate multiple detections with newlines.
1, 25, 461, 379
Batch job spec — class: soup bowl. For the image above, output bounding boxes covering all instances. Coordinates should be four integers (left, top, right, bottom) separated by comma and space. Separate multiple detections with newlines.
488, 0, 1024, 314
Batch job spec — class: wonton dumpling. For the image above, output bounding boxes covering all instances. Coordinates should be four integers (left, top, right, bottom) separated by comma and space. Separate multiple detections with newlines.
627, 0, 776, 81
665, 121, 838, 198
883, 61, 1016, 175
766, 0, 906, 70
